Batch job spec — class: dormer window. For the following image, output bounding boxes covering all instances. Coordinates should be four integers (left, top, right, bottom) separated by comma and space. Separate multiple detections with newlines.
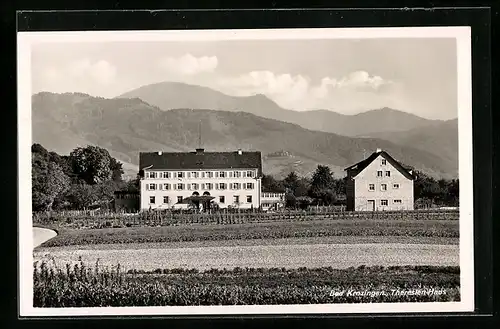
381, 159, 387, 165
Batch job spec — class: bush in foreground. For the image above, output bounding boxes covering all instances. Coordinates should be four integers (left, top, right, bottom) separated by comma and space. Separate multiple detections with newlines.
33, 261, 460, 307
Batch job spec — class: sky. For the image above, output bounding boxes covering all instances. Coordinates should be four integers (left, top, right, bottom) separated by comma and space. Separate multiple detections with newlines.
31, 38, 458, 120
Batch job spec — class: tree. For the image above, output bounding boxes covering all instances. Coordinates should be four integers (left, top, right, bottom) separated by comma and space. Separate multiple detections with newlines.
261, 174, 285, 192
309, 165, 336, 205
283, 172, 300, 195
109, 157, 124, 182
66, 184, 99, 210
70, 145, 114, 184
32, 154, 70, 211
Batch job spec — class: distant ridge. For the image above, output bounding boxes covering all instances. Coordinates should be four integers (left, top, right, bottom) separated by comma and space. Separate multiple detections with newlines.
116, 81, 447, 137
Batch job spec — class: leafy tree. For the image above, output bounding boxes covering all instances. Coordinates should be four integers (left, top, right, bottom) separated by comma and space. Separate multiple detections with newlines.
283, 172, 300, 194
65, 184, 98, 210
70, 145, 114, 184
32, 154, 70, 211
309, 165, 336, 205
110, 157, 124, 182
261, 174, 285, 192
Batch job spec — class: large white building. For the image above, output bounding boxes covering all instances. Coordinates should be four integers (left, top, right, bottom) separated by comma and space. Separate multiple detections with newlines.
139, 148, 263, 210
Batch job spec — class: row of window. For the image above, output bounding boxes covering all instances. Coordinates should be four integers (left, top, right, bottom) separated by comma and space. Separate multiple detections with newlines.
149, 195, 253, 204
146, 182, 255, 191
145, 170, 256, 179
368, 183, 400, 191
369, 199, 402, 206
376, 170, 391, 177
262, 192, 284, 198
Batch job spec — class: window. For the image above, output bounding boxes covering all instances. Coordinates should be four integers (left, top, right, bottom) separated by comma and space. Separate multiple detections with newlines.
234, 171, 241, 178
177, 196, 183, 203
219, 183, 227, 190
219, 196, 225, 203
246, 195, 252, 203
148, 183, 157, 190
385, 171, 391, 177
205, 171, 212, 178
369, 184, 375, 191
233, 195, 240, 204
177, 183, 184, 190
381, 200, 388, 206
147, 171, 156, 179
177, 172, 184, 178
394, 199, 402, 204
381, 184, 387, 191
377, 171, 383, 177
219, 171, 226, 178
149, 196, 155, 204
191, 171, 198, 178
231, 183, 240, 190
162, 183, 170, 190
381, 159, 387, 165
246, 170, 254, 178
205, 183, 213, 190
245, 183, 254, 190
191, 183, 199, 190
163, 196, 169, 204
393, 183, 400, 189
162, 172, 170, 179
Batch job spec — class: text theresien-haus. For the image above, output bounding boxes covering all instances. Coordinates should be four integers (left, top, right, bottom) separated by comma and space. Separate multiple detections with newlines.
345, 149, 415, 211
139, 148, 263, 210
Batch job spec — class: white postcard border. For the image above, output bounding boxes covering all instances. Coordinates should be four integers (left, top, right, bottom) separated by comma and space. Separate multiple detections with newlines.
18, 26, 474, 316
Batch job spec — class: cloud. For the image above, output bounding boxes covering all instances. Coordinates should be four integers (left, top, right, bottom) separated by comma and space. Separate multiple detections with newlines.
158, 54, 218, 75
66, 59, 117, 85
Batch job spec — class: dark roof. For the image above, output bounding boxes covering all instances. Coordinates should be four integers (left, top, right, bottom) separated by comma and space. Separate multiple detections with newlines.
139, 150, 262, 176
344, 150, 414, 180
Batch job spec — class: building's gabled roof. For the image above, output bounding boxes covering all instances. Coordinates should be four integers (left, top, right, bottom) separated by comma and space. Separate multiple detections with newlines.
139, 149, 263, 176
344, 150, 415, 180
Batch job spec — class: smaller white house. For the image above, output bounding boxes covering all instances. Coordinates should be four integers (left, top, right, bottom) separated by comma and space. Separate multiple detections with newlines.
345, 149, 415, 211
261, 191, 285, 211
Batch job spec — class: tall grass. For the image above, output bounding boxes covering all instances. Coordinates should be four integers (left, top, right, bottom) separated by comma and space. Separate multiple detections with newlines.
33, 261, 460, 307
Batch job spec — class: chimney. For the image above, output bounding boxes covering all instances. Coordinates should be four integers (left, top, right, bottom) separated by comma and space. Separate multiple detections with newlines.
237, 148, 242, 155
196, 148, 204, 155
376, 148, 382, 153
157, 151, 163, 155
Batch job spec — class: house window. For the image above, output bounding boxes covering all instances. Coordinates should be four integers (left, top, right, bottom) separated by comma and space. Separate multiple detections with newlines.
177, 196, 183, 203
234, 171, 242, 178
245, 183, 254, 189
381, 159, 387, 165
205, 171, 212, 178
369, 184, 375, 191
147, 172, 156, 179
246, 195, 252, 203
381, 184, 387, 191
246, 170, 254, 178
381, 200, 388, 206
385, 171, 391, 177
219, 183, 227, 190
149, 196, 155, 204
219, 196, 225, 203
233, 195, 240, 204
163, 183, 170, 190
231, 183, 241, 190
219, 171, 226, 178
377, 171, 383, 177
191, 183, 199, 190
394, 199, 402, 204
191, 171, 198, 178
148, 183, 157, 190
393, 183, 400, 189
177, 183, 184, 190
177, 172, 184, 178
163, 196, 169, 204
205, 183, 213, 190
162, 172, 170, 178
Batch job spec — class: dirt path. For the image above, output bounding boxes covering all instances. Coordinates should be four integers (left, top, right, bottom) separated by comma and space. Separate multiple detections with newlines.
34, 242, 459, 271
33, 227, 57, 248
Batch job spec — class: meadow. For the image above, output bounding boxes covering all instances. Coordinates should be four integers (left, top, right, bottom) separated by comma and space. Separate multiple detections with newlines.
33, 261, 460, 307
37, 218, 459, 248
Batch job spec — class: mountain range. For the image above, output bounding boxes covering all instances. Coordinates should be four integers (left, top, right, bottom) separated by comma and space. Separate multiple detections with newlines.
117, 81, 447, 137
31, 91, 458, 179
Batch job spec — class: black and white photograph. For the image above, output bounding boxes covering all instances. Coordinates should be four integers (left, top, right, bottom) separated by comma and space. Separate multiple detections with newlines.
18, 26, 474, 316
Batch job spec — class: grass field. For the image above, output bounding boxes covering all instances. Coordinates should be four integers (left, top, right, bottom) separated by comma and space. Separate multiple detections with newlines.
37, 218, 459, 248
34, 262, 460, 306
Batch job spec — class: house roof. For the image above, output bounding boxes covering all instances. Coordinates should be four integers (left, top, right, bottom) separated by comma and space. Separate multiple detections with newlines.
344, 150, 415, 180
139, 149, 263, 176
